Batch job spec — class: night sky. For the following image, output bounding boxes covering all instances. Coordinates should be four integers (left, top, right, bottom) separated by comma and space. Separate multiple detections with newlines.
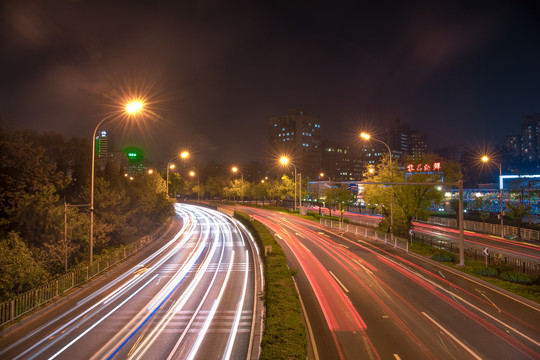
1, 0, 539, 164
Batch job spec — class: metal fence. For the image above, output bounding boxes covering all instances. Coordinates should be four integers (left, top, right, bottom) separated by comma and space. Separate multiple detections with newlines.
320, 218, 540, 277
428, 216, 540, 242
0, 223, 170, 327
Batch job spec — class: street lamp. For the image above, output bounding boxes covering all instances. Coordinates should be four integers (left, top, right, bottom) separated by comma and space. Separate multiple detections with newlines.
481, 156, 504, 237
280, 156, 300, 211
232, 166, 244, 202
360, 132, 394, 244
166, 151, 190, 197
189, 171, 200, 202
319, 172, 331, 182
90, 99, 144, 265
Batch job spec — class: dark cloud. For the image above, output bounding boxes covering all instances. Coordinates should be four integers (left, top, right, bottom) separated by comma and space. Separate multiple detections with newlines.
1, 0, 538, 164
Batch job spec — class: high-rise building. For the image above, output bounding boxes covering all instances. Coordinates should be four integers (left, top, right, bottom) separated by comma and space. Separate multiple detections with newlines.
505, 135, 521, 158
410, 130, 428, 160
321, 141, 362, 181
521, 114, 540, 162
269, 110, 321, 179
95, 130, 109, 158
385, 118, 409, 160
384, 118, 428, 161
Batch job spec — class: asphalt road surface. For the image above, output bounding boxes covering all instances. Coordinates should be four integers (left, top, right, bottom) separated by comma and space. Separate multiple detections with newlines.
0, 203, 262, 360
246, 207, 540, 360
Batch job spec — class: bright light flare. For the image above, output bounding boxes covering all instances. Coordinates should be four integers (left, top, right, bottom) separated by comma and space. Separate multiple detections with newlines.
360, 132, 371, 140
148, 169, 153, 174
280, 156, 289, 165
481, 155, 489, 163
189, 171, 195, 177
169, 164, 175, 169
125, 100, 144, 114
180, 151, 189, 159
232, 166, 238, 173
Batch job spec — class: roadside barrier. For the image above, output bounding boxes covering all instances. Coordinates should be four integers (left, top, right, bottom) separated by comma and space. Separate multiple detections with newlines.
319, 218, 540, 277
0, 223, 170, 327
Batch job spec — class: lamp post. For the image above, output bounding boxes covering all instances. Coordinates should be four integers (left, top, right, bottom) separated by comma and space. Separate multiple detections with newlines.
166, 151, 190, 198
319, 172, 331, 182
232, 166, 244, 202
190, 171, 200, 202
361, 132, 394, 244
481, 156, 504, 237
280, 157, 299, 211
90, 100, 144, 265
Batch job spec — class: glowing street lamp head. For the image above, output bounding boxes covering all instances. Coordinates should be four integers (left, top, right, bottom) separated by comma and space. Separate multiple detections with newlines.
125, 100, 144, 114
368, 168, 375, 174
320, 172, 325, 178
189, 171, 195, 177
280, 156, 289, 165
232, 166, 238, 173
148, 169, 153, 174
360, 132, 371, 140
169, 164, 175, 169
481, 155, 489, 163
180, 151, 189, 159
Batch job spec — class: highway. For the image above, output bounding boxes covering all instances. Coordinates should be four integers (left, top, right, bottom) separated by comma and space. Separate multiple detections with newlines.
316, 208, 540, 263
0, 203, 263, 360
245, 207, 540, 360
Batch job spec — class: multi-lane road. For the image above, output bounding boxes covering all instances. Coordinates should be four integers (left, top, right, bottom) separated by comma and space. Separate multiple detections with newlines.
0, 204, 263, 360
317, 208, 540, 263
244, 207, 540, 360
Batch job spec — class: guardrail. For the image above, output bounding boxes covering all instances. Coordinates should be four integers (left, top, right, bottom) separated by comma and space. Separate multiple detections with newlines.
428, 216, 540, 241
320, 218, 540, 277
0, 222, 171, 327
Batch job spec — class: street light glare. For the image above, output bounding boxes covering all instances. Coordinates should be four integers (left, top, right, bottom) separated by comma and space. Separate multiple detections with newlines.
180, 151, 189, 159
189, 171, 195, 177
232, 166, 238, 173
360, 132, 371, 140
481, 155, 489, 163
169, 164, 175, 169
126, 101, 143, 114
280, 156, 289, 165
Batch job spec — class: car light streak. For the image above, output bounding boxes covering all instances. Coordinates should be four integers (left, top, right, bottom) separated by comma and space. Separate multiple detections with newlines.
223, 250, 250, 360
46, 274, 159, 360
133, 219, 228, 360
14, 219, 195, 360
185, 250, 235, 360
308, 214, 540, 353
376, 255, 540, 358
104, 218, 214, 359
253, 214, 367, 359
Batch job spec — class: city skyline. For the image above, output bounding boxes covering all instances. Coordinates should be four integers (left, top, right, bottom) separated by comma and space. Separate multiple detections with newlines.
1, 1, 539, 164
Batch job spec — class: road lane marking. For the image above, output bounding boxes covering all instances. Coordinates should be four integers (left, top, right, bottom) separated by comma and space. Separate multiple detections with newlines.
422, 312, 482, 360
329, 271, 349, 293
476, 289, 501, 313
393, 354, 401, 360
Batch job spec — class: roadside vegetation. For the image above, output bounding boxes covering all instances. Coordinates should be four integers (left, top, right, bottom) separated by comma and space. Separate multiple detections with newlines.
0, 124, 173, 302
234, 211, 307, 360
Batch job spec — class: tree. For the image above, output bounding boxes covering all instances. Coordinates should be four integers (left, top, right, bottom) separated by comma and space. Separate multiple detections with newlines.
323, 187, 355, 218
0, 232, 48, 300
364, 154, 462, 236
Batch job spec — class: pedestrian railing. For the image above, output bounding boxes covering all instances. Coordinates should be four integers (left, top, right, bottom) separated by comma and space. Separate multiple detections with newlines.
319, 218, 540, 277
428, 216, 540, 241
0, 223, 170, 327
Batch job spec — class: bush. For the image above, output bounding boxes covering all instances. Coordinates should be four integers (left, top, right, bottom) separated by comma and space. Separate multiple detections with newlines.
234, 211, 307, 360
500, 271, 535, 285
473, 266, 498, 277
432, 251, 456, 262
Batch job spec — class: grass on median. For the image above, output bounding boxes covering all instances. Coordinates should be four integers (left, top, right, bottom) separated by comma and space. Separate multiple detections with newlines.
234, 211, 307, 360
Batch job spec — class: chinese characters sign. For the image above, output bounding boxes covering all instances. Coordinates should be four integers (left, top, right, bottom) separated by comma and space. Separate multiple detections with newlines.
406, 162, 441, 173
